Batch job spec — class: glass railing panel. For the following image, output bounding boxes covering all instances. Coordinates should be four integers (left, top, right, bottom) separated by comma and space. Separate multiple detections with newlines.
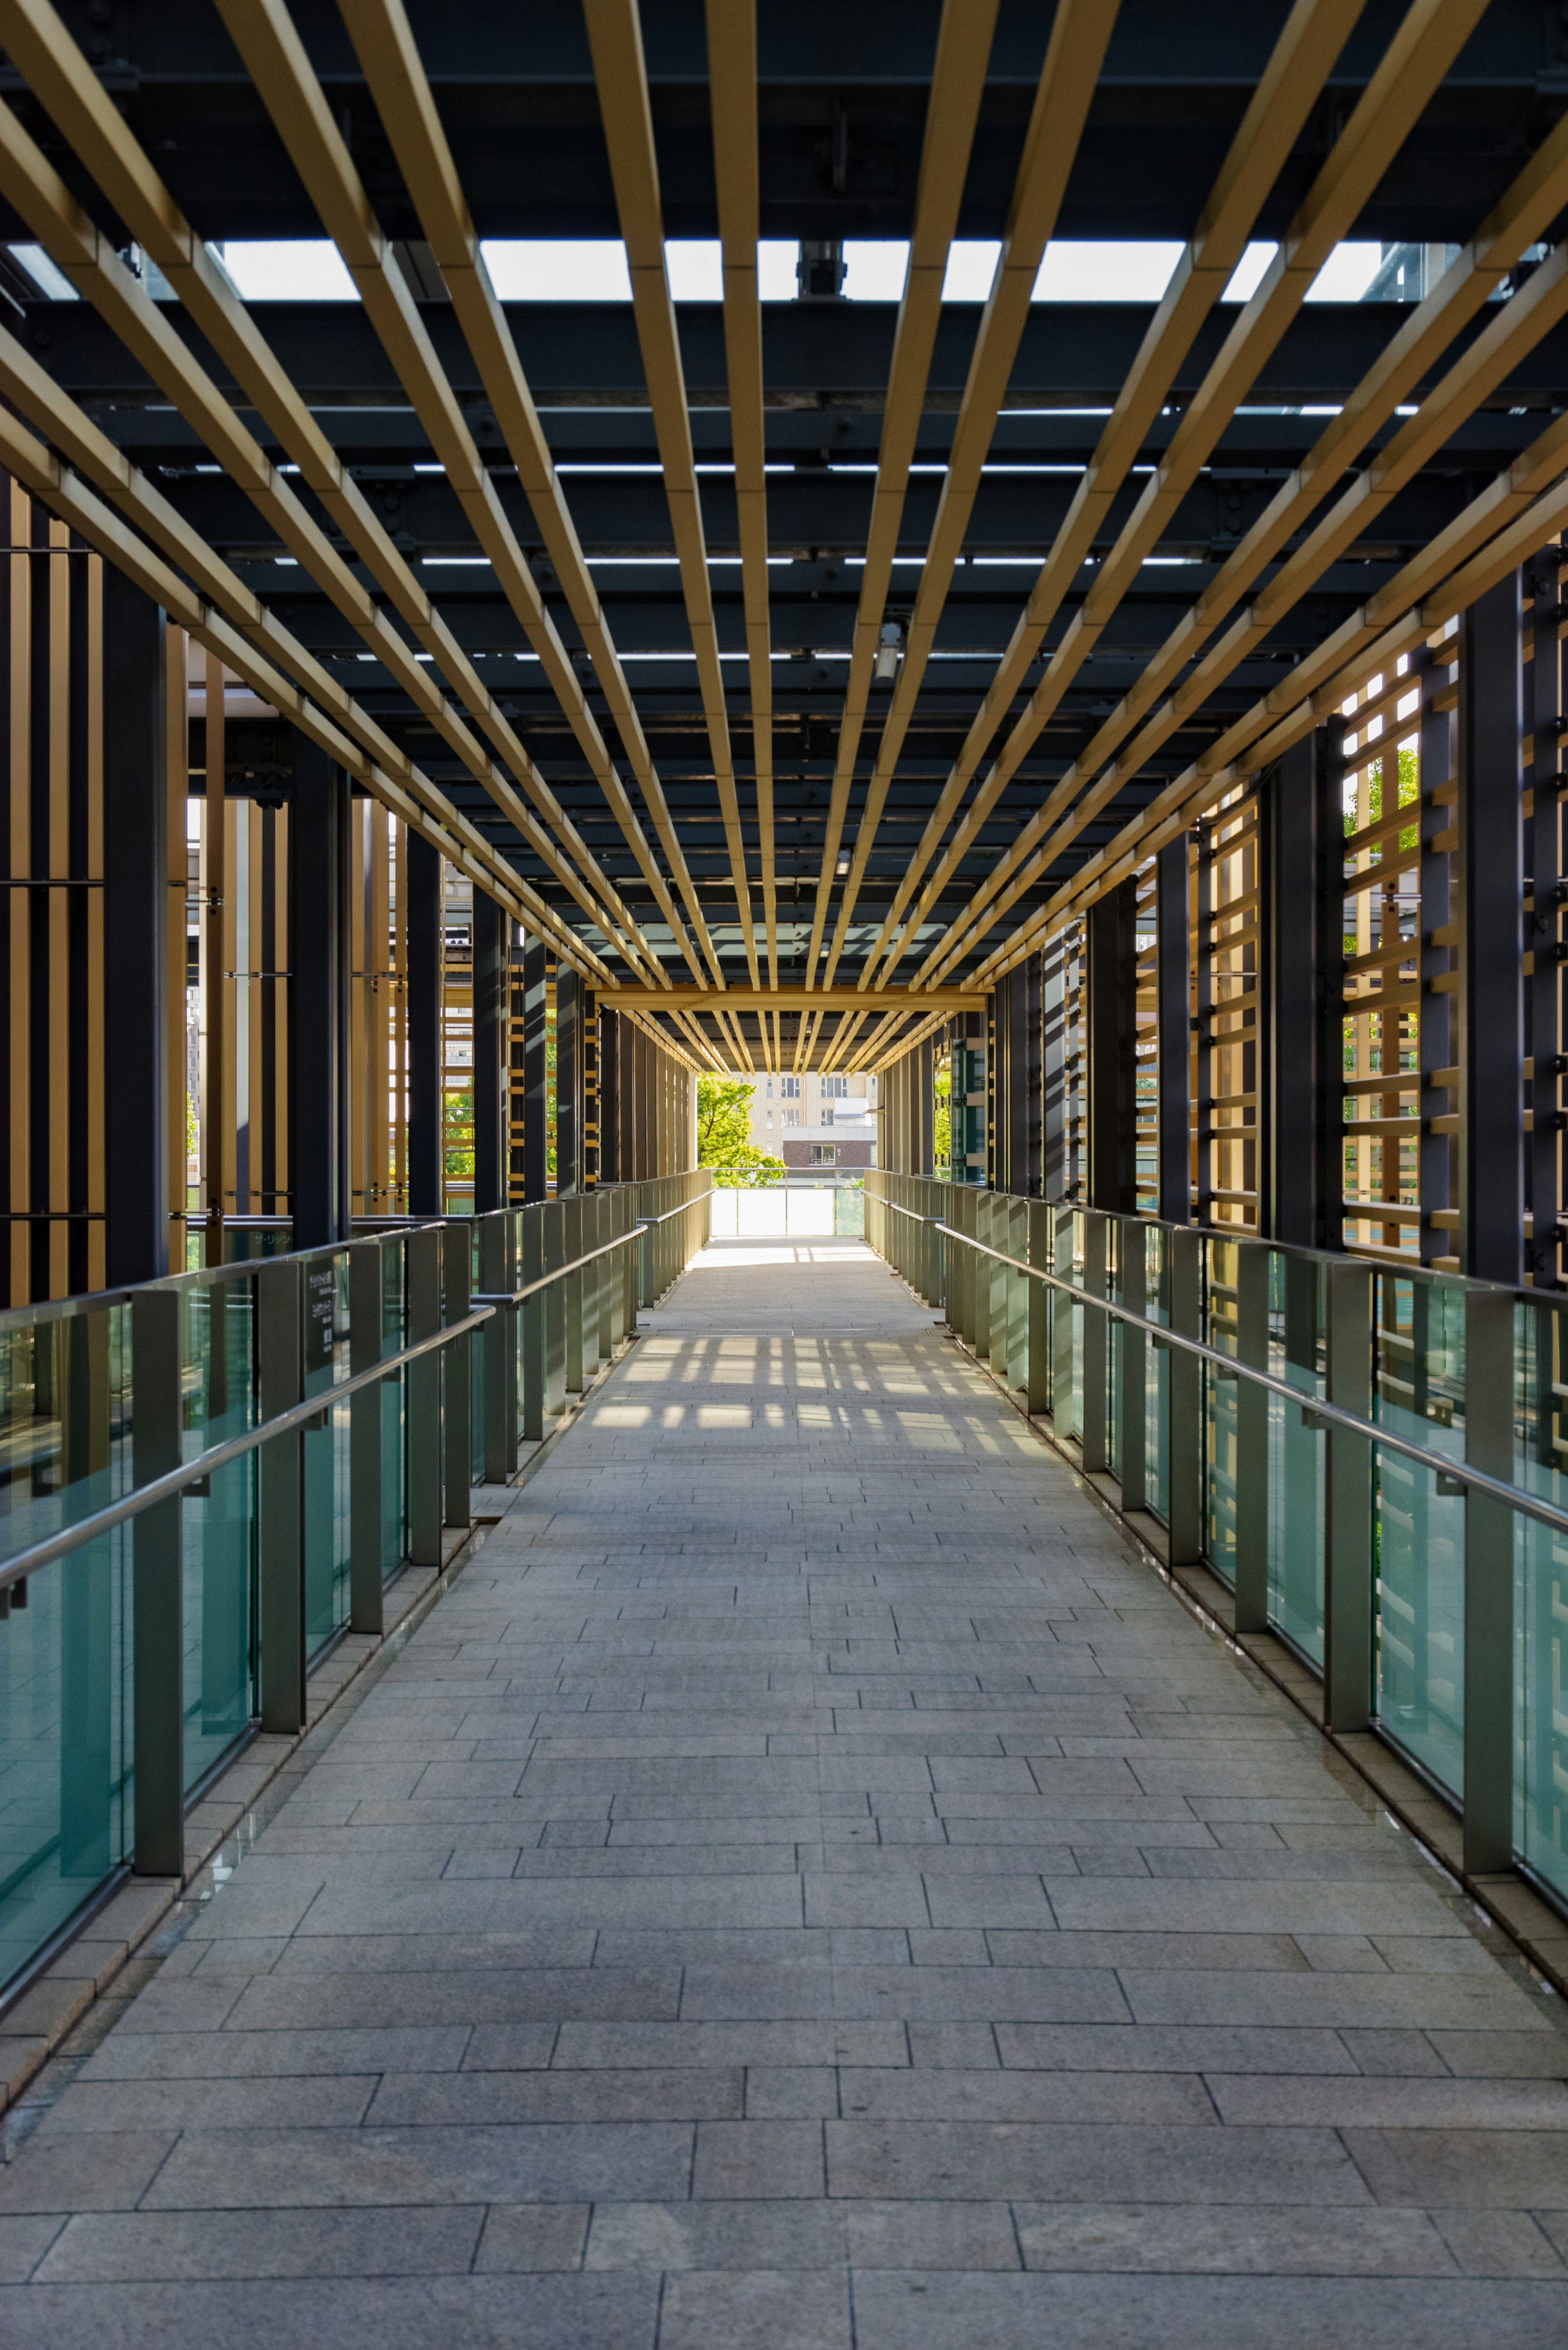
0, 1303, 133, 1567
180, 1273, 259, 1791
0, 1527, 131, 1998
836, 1180, 864, 1238
1205, 1238, 1241, 1589
1266, 1251, 1326, 1668
1513, 1293, 1568, 1903
1371, 1271, 1465, 1801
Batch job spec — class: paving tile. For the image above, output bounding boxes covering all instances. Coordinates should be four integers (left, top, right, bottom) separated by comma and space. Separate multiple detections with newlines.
1013, 2200, 1455, 2273
140, 2123, 695, 2208
0, 2273, 662, 2348
658, 2269, 853, 2350
825, 2119, 1367, 2204
33, 2205, 487, 2280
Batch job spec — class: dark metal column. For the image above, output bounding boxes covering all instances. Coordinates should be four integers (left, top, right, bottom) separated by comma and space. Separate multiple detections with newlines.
1457, 572, 1525, 1284
1006, 967, 1027, 1193
1155, 835, 1190, 1225
1087, 878, 1139, 1214
1266, 729, 1340, 1249
288, 742, 350, 1248
522, 931, 548, 1202
102, 570, 169, 1286
405, 829, 443, 1217
1528, 557, 1564, 1285
556, 966, 581, 1197
599, 1007, 620, 1184
472, 889, 506, 1215
917, 1035, 934, 1179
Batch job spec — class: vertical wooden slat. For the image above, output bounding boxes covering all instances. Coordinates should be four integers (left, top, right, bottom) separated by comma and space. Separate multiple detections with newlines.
165, 624, 187, 1273
204, 649, 227, 1265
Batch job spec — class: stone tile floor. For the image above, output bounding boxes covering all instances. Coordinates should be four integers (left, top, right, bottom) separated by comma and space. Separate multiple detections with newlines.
3, 1232, 1568, 2344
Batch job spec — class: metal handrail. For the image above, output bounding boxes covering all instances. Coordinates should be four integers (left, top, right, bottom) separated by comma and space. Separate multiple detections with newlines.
636, 1199, 704, 1228
473, 1223, 649, 1306
934, 1222, 1568, 1543
0, 1304, 496, 1598
880, 1198, 942, 1224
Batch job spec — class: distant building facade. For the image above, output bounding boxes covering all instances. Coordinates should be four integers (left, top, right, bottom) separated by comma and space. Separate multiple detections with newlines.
729, 1069, 877, 1170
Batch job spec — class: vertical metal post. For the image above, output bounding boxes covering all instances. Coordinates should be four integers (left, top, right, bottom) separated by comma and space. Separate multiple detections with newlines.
1081, 1209, 1108, 1474
1233, 1238, 1271, 1632
1026, 1200, 1051, 1416
103, 572, 169, 1287
1267, 731, 1339, 1248
1457, 571, 1525, 1284
1528, 557, 1564, 1286
1323, 1257, 1374, 1732
1051, 1205, 1076, 1438
1118, 1217, 1147, 1512
1464, 1288, 1517, 1872
348, 1236, 386, 1634
1156, 835, 1191, 1226
561, 1195, 584, 1393
481, 1209, 518, 1482
520, 1204, 546, 1441
406, 830, 443, 1217
1167, 1224, 1203, 1565
442, 1220, 471, 1530
257, 1257, 306, 1731
543, 1200, 568, 1413
1007, 1195, 1029, 1394
131, 1288, 183, 1874
406, 1224, 443, 1565
472, 892, 507, 1215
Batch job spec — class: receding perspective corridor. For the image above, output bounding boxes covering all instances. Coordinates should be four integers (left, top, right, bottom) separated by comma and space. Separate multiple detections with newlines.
2, 1234, 1568, 2346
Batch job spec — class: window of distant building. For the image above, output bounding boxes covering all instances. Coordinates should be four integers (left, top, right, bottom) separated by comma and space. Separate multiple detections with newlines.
820, 1075, 848, 1097
779, 1075, 800, 1098
782, 1109, 800, 1127
809, 1144, 837, 1164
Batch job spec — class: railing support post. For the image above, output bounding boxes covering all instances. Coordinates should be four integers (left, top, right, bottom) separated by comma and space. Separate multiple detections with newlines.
1323, 1258, 1374, 1731
1233, 1239, 1272, 1634
407, 1225, 443, 1566
131, 1288, 184, 1875
1081, 1211, 1109, 1475
1117, 1217, 1147, 1512
1026, 1202, 1052, 1416
443, 1222, 472, 1531
481, 1211, 519, 1483
348, 1238, 387, 1635
1167, 1226, 1204, 1566
258, 1258, 307, 1731
520, 1205, 546, 1441
1464, 1288, 1517, 1873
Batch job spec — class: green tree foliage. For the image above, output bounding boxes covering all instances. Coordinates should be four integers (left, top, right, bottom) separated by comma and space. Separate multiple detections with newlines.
697, 1074, 786, 1186
443, 1088, 475, 1180
933, 1062, 951, 1169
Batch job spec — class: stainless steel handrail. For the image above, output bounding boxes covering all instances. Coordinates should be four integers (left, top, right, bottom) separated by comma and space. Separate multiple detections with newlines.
0, 1304, 496, 1596
473, 1223, 649, 1306
935, 1222, 1568, 1543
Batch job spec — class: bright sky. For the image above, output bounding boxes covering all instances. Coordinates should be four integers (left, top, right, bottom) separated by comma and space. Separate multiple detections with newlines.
206, 237, 1389, 306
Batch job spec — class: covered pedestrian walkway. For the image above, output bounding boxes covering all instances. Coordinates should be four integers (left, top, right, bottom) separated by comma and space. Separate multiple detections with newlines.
2, 1232, 1568, 2346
